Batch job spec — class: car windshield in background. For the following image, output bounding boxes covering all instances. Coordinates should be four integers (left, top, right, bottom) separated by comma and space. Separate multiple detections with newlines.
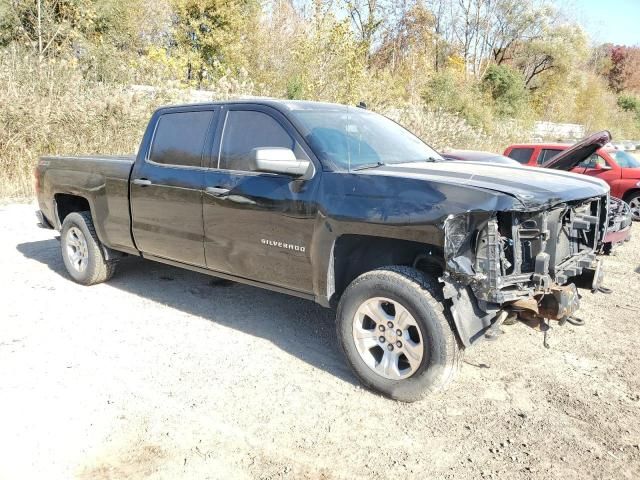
290, 108, 443, 170
612, 150, 640, 168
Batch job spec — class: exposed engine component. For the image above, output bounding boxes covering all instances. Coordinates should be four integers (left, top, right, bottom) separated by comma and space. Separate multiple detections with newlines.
442, 195, 608, 347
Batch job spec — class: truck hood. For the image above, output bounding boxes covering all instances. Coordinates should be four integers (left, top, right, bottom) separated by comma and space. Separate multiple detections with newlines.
361, 161, 609, 210
542, 131, 611, 170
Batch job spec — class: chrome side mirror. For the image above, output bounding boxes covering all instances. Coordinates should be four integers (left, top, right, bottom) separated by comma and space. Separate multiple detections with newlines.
250, 148, 312, 177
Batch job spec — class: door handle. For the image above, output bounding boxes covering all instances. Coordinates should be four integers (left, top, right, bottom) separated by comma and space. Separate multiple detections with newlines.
133, 178, 153, 186
206, 186, 230, 197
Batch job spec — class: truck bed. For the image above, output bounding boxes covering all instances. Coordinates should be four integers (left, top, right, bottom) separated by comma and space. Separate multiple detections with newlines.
36, 154, 136, 253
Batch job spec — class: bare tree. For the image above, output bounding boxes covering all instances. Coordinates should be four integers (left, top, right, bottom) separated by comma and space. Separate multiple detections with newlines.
343, 0, 385, 61
6, 0, 80, 60
426, 0, 454, 71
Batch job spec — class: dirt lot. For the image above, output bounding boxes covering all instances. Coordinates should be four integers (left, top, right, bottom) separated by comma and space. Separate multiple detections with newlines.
1, 202, 639, 480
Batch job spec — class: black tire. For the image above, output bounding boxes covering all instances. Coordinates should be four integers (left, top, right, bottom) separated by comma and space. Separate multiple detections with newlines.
60, 211, 118, 285
336, 266, 462, 402
623, 191, 640, 221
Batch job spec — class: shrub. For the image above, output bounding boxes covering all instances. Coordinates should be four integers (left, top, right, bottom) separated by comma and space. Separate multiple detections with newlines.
618, 94, 640, 124
617, 94, 640, 112
422, 70, 495, 129
482, 64, 528, 118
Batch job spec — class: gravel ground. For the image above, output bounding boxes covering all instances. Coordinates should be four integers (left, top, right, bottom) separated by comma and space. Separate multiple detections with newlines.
1, 202, 639, 480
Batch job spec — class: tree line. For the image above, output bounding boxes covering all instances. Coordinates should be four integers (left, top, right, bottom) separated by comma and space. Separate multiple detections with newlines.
1, 0, 639, 139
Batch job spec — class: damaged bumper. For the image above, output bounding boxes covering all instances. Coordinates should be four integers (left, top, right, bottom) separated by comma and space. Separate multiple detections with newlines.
441, 195, 608, 347
602, 197, 632, 250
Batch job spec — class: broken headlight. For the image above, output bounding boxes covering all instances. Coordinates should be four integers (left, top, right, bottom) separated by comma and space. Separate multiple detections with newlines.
444, 214, 476, 276
444, 214, 469, 259
444, 213, 509, 283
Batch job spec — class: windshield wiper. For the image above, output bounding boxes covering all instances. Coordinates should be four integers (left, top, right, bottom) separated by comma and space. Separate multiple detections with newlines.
398, 157, 443, 165
353, 157, 442, 171
352, 161, 386, 171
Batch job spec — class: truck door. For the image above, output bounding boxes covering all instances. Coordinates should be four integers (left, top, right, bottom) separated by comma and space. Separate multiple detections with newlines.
202, 105, 320, 294
130, 106, 218, 267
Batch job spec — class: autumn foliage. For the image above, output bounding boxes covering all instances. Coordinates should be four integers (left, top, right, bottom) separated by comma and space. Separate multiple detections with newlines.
0, 0, 639, 197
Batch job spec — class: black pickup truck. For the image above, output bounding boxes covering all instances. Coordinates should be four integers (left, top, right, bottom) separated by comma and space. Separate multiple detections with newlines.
35, 100, 610, 401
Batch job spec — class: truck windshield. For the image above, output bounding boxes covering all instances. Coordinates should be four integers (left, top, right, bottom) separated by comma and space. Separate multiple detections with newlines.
289, 107, 443, 171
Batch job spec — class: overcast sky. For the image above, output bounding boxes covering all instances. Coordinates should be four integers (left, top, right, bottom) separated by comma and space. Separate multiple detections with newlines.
562, 0, 640, 46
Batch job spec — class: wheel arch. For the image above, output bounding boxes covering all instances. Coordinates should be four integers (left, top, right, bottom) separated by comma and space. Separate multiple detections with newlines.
54, 193, 92, 228
325, 233, 446, 306
622, 188, 640, 202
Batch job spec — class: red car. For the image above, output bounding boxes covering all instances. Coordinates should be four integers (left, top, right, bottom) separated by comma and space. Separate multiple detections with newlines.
504, 140, 640, 220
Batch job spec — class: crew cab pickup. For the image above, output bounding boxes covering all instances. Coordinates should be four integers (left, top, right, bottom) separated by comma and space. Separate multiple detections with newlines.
35, 100, 609, 401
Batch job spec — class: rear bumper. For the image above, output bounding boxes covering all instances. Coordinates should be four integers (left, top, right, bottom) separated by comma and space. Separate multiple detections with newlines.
36, 210, 54, 229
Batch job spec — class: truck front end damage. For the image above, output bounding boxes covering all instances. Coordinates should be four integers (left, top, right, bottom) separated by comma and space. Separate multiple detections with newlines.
441, 195, 608, 347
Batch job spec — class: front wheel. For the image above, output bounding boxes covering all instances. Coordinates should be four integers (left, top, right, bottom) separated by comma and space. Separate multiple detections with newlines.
336, 266, 462, 402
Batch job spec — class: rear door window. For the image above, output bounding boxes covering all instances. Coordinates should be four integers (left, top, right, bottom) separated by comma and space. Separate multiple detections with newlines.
538, 148, 562, 164
149, 111, 214, 167
507, 148, 534, 164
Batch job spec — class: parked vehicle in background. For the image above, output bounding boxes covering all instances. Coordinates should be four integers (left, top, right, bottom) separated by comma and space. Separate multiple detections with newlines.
441, 149, 520, 165
35, 100, 610, 401
504, 138, 640, 221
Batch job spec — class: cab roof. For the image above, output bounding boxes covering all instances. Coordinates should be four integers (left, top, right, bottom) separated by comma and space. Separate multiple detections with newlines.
157, 98, 355, 113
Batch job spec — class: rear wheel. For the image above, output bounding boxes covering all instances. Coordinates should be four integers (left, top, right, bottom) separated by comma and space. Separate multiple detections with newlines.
61, 211, 118, 285
336, 266, 462, 402
625, 192, 640, 221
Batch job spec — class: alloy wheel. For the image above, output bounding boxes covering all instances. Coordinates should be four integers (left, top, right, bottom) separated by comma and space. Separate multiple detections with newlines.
628, 197, 640, 221
65, 226, 89, 273
352, 297, 424, 380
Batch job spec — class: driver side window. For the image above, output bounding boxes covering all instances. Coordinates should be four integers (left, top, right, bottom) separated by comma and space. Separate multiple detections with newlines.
578, 154, 606, 169
219, 110, 297, 172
